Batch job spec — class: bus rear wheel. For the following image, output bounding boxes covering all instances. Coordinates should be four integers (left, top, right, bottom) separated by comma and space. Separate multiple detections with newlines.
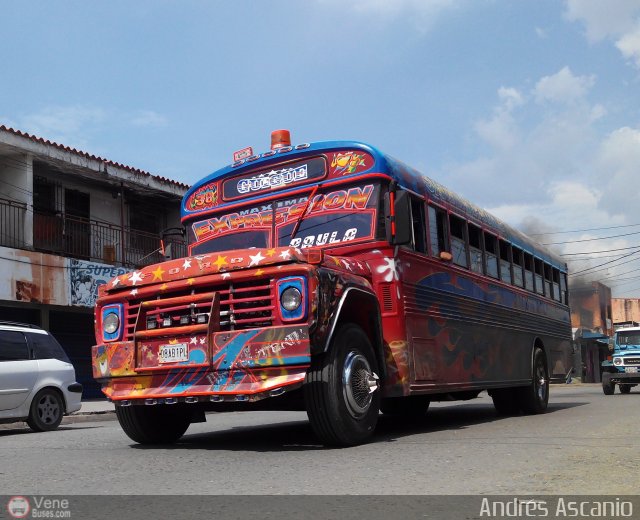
304, 323, 380, 447
116, 404, 192, 444
518, 347, 549, 414
489, 388, 520, 416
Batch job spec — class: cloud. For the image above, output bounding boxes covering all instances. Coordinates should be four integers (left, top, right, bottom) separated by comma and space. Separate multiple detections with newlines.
316, 0, 464, 31
534, 67, 595, 105
565, 0, 640, 67
19, 105, 106, 149
130, 110, 168, 128
444, 65, 640, 294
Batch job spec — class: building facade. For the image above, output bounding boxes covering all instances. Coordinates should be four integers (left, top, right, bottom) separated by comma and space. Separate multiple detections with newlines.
569, 281, 613, 383
0, 125, 188, 396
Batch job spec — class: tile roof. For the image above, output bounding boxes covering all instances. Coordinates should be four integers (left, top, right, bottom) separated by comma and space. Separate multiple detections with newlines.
0, 124, 190, 190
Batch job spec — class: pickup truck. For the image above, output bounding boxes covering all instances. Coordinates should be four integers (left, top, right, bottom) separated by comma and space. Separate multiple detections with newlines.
601, 327, 640, 395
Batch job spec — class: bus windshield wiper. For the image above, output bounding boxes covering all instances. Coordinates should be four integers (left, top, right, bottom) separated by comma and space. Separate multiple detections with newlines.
289, 184, 320, 240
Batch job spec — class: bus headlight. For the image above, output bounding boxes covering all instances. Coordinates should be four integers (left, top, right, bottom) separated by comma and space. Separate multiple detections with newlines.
104, 312, 120, 334
613, 357, 622, 366
102, 304, 124, 342
277, 276, 306, 321
281, 287, 302, 311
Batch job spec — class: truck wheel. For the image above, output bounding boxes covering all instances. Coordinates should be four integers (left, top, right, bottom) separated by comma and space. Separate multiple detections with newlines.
518, 347, 549, 414
116, 404, 192, 444
27, 388, 64, 432
304, 323, 380, 446
619, 385, 631, 394
490, 388, 520, 416
602, 373, 615, 395
380, 396, 430, 418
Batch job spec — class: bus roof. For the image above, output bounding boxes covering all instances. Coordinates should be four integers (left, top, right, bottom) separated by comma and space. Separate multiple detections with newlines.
183, 139, 566, 270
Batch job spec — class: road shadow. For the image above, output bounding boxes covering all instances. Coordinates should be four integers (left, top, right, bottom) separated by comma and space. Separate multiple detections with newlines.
0, 424, 103, 437
130, 398, 588, 453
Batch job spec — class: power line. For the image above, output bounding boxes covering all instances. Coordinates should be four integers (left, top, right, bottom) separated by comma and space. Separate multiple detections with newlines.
530, 223, 640, 236
543, 230, 640, 245
561, 245, 640, 256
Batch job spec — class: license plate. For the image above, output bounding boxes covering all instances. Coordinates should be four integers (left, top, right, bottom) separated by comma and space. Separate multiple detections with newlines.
159, 343, 189, 363
625, 367, 638, 373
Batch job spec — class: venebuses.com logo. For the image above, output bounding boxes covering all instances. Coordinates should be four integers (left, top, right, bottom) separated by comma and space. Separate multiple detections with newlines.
6, 496, 71, 518
6, 497, 30, 519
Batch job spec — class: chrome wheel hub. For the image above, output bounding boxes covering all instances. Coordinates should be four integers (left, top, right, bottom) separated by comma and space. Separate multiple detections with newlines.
342, 351, 379, 418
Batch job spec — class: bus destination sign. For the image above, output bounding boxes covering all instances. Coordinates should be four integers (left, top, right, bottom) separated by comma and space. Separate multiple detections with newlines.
222, 157, 326, 201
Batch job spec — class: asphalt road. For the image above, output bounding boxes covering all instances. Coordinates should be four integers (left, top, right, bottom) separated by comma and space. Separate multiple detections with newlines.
0, 384, 637, 495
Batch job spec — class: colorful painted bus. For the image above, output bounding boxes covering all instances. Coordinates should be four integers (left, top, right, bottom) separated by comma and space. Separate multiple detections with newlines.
92, 130, 572, 446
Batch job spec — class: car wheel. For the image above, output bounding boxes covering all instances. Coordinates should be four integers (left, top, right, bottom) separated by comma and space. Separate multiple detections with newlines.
27, 388, 64, 432
602, 373, 615, 395
304, 323, 380, 446
116, 404, 192, 444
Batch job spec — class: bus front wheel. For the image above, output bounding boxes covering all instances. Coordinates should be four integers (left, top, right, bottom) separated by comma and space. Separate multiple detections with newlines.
116, 404, 192, 444
304, 323, 380, 447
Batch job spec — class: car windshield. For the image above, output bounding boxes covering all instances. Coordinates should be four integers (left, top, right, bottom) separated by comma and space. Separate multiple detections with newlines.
617, 332, 640, 346
187, 182, 381, 255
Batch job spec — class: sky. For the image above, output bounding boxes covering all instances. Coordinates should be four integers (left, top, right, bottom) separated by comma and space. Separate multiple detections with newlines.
2, 0, 640, 296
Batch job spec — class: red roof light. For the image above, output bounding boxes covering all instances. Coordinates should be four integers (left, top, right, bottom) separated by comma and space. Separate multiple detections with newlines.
271, 129, 291, 150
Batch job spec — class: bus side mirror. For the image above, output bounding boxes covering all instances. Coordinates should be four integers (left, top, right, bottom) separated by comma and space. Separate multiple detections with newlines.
384, 190, 412, 246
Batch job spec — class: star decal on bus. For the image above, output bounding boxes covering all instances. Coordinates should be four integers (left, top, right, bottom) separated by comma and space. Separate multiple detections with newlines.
182, 259, 192, 270
249, 251, 265, 266
279, 249, 291, 260
213, 255, 228, 269
152, 266, 165, 281
130, 288, 138, 296
129, 271, 143, 285
111, 277, 121, 287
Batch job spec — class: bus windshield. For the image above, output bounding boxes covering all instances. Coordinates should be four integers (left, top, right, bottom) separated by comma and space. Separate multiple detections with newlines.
187, 182, 381, 255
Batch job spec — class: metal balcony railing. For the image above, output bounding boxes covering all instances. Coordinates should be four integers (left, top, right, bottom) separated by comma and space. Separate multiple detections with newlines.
0, 197, 27, 249
0, 198, 186, 268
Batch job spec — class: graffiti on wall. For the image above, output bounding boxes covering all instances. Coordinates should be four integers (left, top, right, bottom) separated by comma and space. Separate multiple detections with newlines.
69, 259, 130, 307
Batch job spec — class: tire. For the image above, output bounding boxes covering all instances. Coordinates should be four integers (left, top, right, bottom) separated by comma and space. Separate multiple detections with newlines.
602, 373, 615, 395
619, 385, 631, 394
380, 396, 430, 418
490, 388, 520, 416
304, 323, 381, 446
518, 347, 549, 414
116, 404, 192, 444
27, 388, 64, 432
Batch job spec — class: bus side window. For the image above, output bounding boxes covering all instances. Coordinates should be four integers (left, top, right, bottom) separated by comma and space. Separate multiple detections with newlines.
524, 252, 534, 292
544, 264, 554, 299
410, 197, 427, 253
534, 258, 545, 295
468, 224, 483, 274
499, 239, 512, 284
560, 272, 568, 304
512, 246, 524, 287
449, 215, 468, 268
552, 268, 562, 302
484, 232, 499, 278
428, 205, 448, 257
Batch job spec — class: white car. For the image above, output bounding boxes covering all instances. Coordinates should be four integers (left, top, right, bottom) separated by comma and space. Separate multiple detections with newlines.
0, 322, 82, 431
